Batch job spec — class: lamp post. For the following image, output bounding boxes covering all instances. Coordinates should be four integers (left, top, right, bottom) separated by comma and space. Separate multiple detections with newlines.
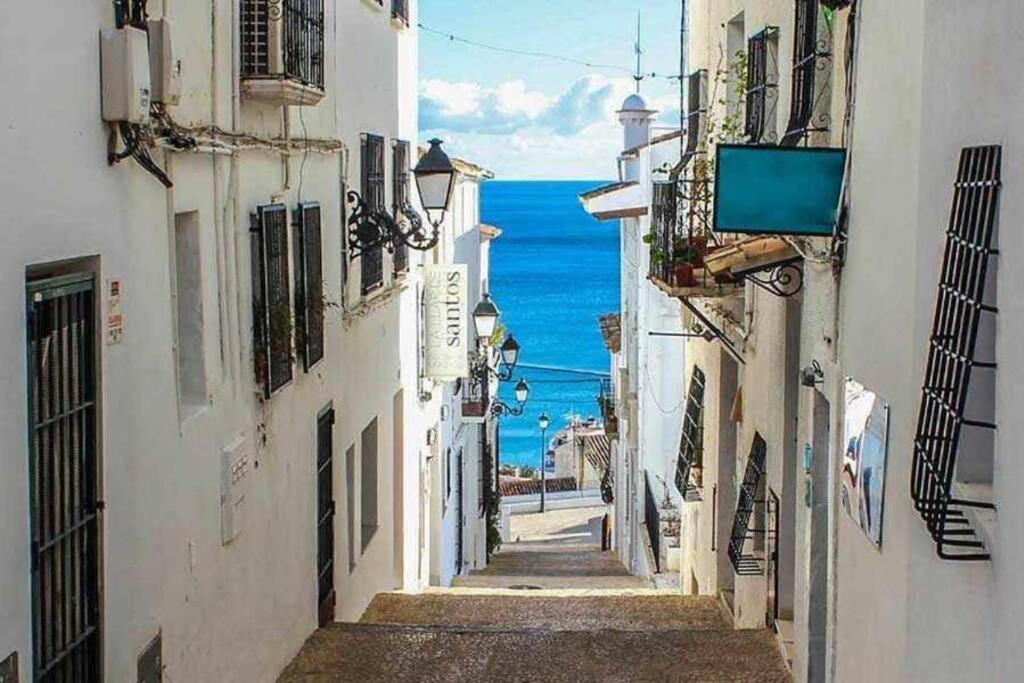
538, 413, 550, 513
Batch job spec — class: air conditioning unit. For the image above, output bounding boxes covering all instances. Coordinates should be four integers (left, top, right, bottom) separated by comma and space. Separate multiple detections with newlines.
239, 0, 326, 107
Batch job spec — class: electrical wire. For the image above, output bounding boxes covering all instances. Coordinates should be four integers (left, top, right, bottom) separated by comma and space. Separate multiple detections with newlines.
419, 23, 681, 81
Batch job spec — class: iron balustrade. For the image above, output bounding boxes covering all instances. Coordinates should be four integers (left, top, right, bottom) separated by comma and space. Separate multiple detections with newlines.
241, 1, 325, 89
252, 204, 295, 396
744, 28, 779, 144
781, 0, 832, 146
644, 471, 662, 573
729, 433, 767, 575
676, 367, 706, 501
911, 145, 1001, 561
649, 182, 678, 285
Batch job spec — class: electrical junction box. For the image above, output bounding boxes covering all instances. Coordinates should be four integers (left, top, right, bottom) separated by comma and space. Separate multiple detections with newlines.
220, 436, 250, 545
147, 18, 181, 106
100, 26, 151, 123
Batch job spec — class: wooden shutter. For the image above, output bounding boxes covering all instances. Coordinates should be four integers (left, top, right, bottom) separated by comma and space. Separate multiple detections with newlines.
294, 202, 325, 371
252, 204, 294, 396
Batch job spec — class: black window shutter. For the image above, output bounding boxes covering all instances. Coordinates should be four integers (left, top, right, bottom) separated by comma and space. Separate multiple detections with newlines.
294, 202, 325, 371
252, 204, 293, 397
361, 134, 386, 293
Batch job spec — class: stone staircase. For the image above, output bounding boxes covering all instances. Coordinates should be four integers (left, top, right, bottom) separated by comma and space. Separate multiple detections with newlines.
279, 591, 790, 681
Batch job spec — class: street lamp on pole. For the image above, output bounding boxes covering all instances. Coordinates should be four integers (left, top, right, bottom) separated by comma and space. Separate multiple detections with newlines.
538, 413, 550, 513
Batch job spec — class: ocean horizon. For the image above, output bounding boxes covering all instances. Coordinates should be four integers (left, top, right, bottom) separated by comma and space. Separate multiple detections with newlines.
483, 179, 621, 469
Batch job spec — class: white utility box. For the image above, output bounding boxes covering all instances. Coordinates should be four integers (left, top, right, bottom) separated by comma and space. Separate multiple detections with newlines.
100, 27, 152, 123
220, 436, 250, 545
147, 18, 182, 106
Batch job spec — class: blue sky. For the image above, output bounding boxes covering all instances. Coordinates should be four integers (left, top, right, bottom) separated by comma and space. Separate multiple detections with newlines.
419, 0, 682, 180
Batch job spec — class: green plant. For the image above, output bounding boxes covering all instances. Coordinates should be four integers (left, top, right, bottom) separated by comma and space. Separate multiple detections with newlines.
673, 242, 701, 265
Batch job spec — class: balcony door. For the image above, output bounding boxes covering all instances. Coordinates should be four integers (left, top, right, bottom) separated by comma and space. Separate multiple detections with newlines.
316, 407, 336, 627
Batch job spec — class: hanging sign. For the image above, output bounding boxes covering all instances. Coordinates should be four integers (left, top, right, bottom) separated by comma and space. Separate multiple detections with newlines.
423, 265, 469, 380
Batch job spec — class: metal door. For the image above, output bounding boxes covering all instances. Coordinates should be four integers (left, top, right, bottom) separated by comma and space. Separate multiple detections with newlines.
27, 274, 101, 681
766, 489, 780, 628
316, 407, 336, 627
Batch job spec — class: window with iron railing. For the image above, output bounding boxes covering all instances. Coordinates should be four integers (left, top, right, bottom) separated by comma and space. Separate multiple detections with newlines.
361, 134, 386, 294
676, 367, 706, 501
781, 0, 832, 146
392, 0, 410, 25
912, 145, 1001, 561
649, 182, 678, 285
293, 202, 325, 371
240, 0, 325, 90
729, 433, 767, 575
744, 28, 779, 144
251, 204, 294, 397
392, 140, 411, 275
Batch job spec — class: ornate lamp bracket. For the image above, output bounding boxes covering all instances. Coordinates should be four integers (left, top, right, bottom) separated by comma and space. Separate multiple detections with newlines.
740, 259, 804, 298
346, 192, 440, 260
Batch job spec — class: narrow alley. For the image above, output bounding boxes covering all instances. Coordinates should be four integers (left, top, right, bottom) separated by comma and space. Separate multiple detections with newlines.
279, 508, 788, 682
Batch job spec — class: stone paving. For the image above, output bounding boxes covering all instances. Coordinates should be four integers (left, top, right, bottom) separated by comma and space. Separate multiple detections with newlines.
279, 507, 789, 682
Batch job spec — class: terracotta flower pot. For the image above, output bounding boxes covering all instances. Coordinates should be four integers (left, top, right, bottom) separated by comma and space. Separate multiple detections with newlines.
674, 262, 699, 288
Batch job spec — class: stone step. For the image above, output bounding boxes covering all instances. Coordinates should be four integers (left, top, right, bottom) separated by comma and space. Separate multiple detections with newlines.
279, 622, 790, 682
361, 593, 732, 632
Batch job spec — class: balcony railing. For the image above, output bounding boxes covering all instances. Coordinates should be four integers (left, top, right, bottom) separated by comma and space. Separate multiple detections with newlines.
240, 1, 326, 104
598, 378, 618, 438
781, 0, 832, 145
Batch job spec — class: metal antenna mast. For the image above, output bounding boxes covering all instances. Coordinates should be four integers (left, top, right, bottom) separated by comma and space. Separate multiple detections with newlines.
634, 10, 644, 93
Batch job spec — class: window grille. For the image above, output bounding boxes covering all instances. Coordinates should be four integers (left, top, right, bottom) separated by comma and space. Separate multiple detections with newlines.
650, 182, 678, 285
251, 204, 294, 396
392, 0, 410, 25
676, 367, 706, 502
644, 471, 661, 573
911, 145, 1001, 561
360, 134, 386, 293
681, 70, 708, 169
392, 141, 411, 274
293, 202, 325, 371
744, 28, 779, 144
27, 274, 101, 682
240, 1, 325, 90
781, 0, 831, 146
728, 433, 767, 575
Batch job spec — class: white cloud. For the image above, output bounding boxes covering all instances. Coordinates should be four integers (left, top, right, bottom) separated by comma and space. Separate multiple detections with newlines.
420, 76, 682, 179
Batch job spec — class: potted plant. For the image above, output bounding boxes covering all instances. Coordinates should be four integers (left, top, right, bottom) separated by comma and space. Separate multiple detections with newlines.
672, 243, 701, 287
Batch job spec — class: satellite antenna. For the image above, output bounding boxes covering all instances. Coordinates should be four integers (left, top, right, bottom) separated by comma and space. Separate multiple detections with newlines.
633, 11, 644, 93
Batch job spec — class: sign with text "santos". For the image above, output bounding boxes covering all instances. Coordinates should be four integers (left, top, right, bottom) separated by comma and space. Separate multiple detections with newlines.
423, 264, 469, 380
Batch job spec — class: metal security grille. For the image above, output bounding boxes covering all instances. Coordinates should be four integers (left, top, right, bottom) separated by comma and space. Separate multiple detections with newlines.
781, 0, 831, 146
361, 135, 386, 294
649, 182, 677, 285
316, 407, 336, 626
251, 204, 294, 397
911, 145, 1001, 561
644, 472, 661, 573
729, 433, 767, 575
27, 273, 101, 682
240, 1, 325, 89
682, 70, 708, 168
392, 141, 411, 274
744, 28, 778, 144
294, 202, 325, 371
675, 367, 706, 502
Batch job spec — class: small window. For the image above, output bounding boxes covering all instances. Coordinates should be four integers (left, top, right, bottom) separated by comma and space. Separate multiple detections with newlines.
360, 134, 386, 294
744, 27, 780, 144
251, 204, 293, 397
173, 211, 208, 415
293, 202, 325, 370
392, 140, 411, 274
360, 418, 379, 552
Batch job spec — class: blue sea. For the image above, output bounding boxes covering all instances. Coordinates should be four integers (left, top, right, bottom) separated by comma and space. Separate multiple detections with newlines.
483, 180, 621, 468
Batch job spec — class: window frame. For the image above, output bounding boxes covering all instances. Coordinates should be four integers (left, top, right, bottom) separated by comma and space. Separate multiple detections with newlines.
744, 27, 779, 145
251, 203, 294, 398
360, 133, 387, 294
780, 0, 832, 146
293, 201, 325, 372
392, 140, 411, 275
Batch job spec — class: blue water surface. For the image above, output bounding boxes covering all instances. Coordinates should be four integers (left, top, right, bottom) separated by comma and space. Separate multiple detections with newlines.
483, 180, 620, 468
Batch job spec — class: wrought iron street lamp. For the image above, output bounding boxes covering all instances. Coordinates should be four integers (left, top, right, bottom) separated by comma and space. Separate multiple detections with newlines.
472, 294, 501, 341
346, 138, 457, 257
491, 378, 530, 418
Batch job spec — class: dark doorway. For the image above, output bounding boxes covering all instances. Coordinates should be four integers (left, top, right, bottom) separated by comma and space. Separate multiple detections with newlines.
27, 273, 101, 681
316, 407, 336, 627
455, 448, 464, 575
766, 488, 781, 628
